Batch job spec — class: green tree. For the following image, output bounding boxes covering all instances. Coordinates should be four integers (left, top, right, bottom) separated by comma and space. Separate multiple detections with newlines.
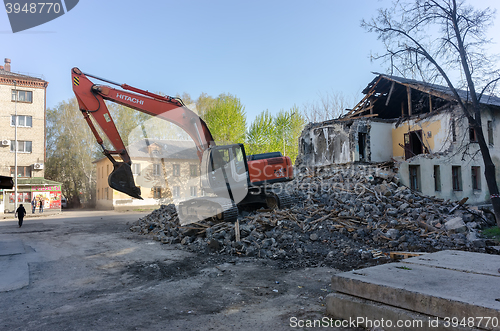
247, 106, 305, 163
45, 98, 100, 207
246, 110, 276, 155
201, 93, 246, 145
362, 0, 500, 226
195, 92, 216, 115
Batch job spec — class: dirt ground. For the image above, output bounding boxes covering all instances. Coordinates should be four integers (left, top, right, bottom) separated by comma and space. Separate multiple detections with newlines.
0, 210, 365, 331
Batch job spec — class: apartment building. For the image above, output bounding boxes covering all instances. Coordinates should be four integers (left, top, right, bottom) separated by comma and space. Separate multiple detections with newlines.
0, 58, 62, 212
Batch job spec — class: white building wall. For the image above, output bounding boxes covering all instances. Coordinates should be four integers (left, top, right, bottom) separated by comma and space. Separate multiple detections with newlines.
398, 109, 499, 204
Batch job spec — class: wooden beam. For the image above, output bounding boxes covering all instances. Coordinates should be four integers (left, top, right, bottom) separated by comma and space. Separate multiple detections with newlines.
407, 86, 412, 116
337, 113, 378, 121
346, 104, 374, 118
385, 81, 395, 106
429, 94, 433, 112
346, 76, 383, 116
380, 76, 456, 102
346, 90, 375, 116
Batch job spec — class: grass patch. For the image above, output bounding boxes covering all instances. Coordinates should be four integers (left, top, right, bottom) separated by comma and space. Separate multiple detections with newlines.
396, 266, 412, 270
481, 226, 500, 241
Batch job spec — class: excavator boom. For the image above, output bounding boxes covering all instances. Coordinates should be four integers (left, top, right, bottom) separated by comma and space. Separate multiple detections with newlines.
71, 68, 215, 198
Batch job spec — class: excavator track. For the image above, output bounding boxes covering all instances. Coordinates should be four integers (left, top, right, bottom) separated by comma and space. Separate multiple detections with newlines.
177, 197, 238, 224
215, 200, 238, 223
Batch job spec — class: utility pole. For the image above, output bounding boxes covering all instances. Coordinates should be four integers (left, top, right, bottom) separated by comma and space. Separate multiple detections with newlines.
13, 80, 18, 212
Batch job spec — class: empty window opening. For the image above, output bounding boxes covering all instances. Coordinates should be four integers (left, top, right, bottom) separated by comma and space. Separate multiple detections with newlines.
451, 120, 456, 142
471, 166, 481, 190
487, 121, 494, 146
409, 165, 421, 191
434, 165, 441, 191
358, 132, 367, 161
404, 130, 426, 160
469, 127, 478, 142
452, 166, 462, 191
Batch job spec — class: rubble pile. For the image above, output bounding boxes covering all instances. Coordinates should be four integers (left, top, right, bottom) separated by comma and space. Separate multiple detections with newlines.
130, 163, 499, 270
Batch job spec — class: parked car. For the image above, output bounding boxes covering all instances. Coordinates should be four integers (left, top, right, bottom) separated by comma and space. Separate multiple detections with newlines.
61, 197, 67, 209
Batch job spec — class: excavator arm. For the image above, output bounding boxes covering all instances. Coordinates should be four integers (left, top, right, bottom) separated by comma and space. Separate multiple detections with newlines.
71, 67, 215, 199
72, 67, 295, 223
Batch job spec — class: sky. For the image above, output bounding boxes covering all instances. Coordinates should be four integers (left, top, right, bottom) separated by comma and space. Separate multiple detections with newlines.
2, 0, 500, 124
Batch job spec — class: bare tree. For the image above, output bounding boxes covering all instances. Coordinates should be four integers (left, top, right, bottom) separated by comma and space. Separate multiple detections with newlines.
302, 90, 357, 123
362, 0, 500, 227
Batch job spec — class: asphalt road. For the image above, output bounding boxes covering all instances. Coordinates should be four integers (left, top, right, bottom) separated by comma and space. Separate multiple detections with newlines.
0, 210, 364, 331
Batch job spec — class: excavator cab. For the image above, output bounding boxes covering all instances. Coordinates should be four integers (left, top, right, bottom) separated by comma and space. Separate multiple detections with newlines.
201, 144, 249, 203
108, 162, 142, 200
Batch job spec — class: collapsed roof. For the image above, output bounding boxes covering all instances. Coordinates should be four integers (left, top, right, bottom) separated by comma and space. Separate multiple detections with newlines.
342, 73, 500, 120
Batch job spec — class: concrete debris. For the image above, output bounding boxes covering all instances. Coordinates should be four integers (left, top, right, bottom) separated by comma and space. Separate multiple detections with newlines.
130, 163, 498, 270
444, 217, 467, 233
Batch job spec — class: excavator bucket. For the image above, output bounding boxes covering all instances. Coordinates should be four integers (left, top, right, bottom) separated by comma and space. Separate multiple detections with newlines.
108, 163, 143, 200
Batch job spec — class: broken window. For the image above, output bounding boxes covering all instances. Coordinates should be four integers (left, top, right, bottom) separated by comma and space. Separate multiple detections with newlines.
487, 121, 494, 146
452, 166, 462, 191
409, 165, 420, 191
471, 166, 481, 190
434, 165, 441, 192
403, 130, 425, 160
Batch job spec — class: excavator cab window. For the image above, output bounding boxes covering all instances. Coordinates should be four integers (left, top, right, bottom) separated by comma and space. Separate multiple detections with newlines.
210, 149, 227, 171
233, 146, 246, 175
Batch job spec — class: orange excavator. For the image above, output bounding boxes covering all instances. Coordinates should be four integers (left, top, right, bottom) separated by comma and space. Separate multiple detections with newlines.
71, 68, 295, 223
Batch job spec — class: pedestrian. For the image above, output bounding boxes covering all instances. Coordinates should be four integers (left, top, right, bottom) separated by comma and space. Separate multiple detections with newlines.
31, 197, 36, 214
15, 204, 26, 228
39, 198, 44, 213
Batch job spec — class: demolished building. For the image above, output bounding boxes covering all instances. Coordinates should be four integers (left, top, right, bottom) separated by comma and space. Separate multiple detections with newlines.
297, 73, 500, 204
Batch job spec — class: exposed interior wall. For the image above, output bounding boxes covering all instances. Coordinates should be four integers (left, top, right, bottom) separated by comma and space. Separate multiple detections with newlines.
391, 111, 452, 161
297, 122, 352, 167
369, 121, 393, 162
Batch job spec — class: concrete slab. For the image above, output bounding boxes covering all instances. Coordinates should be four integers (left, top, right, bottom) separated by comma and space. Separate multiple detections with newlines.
326, 292, 481, 331
329, 250, 500, 330
402, 250, 500, 277
0, 239, 25, 256
0, 256, 29, 292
